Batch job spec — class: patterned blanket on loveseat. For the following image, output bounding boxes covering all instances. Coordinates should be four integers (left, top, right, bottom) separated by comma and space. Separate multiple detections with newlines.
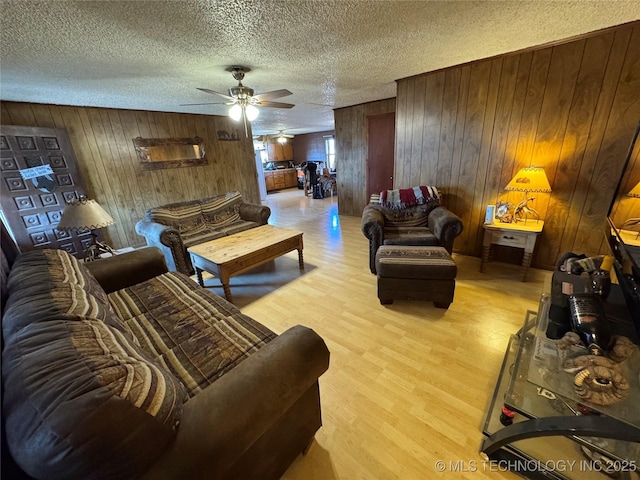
135, 191, 271, 275
147, 191, 262, 249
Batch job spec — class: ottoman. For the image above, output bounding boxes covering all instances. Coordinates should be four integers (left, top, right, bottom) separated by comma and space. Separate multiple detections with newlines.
375, 245, 457, 308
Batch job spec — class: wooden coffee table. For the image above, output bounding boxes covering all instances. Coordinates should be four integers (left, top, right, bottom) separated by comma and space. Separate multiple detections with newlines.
187, 225, 304, 303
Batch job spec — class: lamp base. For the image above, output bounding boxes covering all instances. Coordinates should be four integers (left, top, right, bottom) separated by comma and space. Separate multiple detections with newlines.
83, 232, 116, 262
513, 194, 540, 224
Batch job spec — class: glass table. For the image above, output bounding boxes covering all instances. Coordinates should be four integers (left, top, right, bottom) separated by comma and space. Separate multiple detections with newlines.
482, 293, 640, 479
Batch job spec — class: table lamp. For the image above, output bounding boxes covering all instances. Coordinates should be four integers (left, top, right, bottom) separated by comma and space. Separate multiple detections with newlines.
57, 196, 116, 261
627, 181, 640, 198
504, 167, 552, 224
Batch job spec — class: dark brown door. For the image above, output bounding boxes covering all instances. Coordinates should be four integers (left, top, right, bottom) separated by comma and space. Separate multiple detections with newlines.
367, 112, 395, 200
1, 125, 92, 256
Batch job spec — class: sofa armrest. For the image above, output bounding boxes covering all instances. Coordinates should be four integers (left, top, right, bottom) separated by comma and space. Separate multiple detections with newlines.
135, 219, 191, 274
84, 247, 168, 293
140, 325, 330, 480
361, 204, 385, 238
427, 206, 463, 254
135, 218, 181, 247
361, 205, 385, 273
239, 203, 271, 225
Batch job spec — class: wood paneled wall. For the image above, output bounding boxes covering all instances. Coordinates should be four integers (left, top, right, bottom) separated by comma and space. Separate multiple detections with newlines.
292, 130, 334, 166
334, 98, 396, 216
0, 102, 260, 250
395, 22, 640, 269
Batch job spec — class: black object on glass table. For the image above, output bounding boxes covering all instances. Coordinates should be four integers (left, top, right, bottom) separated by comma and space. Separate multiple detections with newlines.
568, 293, 612, 356
547, 253, 614, 340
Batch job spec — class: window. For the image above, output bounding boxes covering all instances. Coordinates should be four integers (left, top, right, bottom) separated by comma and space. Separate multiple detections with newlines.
325, 136, 336, 171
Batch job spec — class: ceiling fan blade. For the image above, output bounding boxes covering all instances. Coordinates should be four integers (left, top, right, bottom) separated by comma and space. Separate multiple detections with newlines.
196, 88, 235, 101
258, 101, 295, 109
253, 89, 292, 101
179, 102, 226, 106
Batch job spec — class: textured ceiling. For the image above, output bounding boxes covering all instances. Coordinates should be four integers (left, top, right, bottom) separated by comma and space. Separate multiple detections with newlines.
1, 1, 639, 137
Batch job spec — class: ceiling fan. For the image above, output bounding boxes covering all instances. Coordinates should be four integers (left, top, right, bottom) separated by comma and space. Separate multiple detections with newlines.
267, 130, 293, 143
181, 66, 295, 136
255, 130, 294, 143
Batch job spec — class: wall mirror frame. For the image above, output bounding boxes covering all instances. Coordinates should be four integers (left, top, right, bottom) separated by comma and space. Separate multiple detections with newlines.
606, 119, 640, 339
133, 136, 207, 170
608, 121, 640, 234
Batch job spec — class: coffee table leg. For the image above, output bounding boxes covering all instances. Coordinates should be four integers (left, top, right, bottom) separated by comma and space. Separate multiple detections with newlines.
297, 248, 304, 270
222, 283, 233, 303
195, 267, 204, 287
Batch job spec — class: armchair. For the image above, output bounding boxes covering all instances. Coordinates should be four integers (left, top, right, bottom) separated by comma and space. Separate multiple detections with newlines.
135, 192, 270, 275
361, 187, 463, 274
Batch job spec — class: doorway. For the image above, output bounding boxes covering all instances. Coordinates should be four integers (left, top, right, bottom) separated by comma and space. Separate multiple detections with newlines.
366, 112, 395, 200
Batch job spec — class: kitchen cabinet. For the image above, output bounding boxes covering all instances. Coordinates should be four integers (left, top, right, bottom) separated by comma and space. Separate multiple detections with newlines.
285, 169, 297, 188
264, 168, 298, 192
267, 142, 294, 161
265, 172, 275, 191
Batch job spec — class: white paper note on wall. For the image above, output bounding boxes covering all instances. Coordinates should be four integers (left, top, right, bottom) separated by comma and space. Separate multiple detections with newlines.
19, 164, 54, 180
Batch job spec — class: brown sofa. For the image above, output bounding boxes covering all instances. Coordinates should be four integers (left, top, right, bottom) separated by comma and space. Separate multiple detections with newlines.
1, 246, 329, 480
135, 191, 271, 275
361, 188, 463, 274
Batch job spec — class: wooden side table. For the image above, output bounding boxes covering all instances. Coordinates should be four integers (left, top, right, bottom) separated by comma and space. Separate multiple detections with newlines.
479, 220, 544, 281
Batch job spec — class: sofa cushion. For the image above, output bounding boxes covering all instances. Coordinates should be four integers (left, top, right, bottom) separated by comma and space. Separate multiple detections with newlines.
200, 191, 243, 226
7, 249, 110, 305
2, 282, 137, 344
2, 250, 134, 343
181, 224, 226, 247
108, 271, 241, 323
383, 226, 439, 247
147, 200, 204, 233
375, 245, 457, 279
155, 312, 277, 397
2, 318, 186, 480
107, 272, 277, 397
381, 201, 440, 227
211, 219, 261, 237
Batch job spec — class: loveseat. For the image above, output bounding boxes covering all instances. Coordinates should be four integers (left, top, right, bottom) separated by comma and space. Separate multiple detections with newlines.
1, 246, 329, 480
135, 191, 271, 275
361, 186, 463, 274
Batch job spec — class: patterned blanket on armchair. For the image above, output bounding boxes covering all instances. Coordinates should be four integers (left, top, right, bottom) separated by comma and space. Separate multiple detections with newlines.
378, 186, 440, 209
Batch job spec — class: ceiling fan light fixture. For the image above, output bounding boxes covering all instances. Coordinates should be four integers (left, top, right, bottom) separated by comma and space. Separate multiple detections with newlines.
246, 104, 259, 121
277, 136, 287, 144
229, 104, 242, 121
195, 66, 292, 135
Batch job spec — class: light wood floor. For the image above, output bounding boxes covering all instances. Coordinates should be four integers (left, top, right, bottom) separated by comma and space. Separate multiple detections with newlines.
199, 188, 552, 479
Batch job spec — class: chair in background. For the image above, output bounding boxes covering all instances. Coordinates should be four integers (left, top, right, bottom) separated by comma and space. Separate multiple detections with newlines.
319, 169, 337, 197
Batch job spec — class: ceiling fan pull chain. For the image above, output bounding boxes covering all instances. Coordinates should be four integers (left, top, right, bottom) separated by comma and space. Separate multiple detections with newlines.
242, 110, 249, 137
